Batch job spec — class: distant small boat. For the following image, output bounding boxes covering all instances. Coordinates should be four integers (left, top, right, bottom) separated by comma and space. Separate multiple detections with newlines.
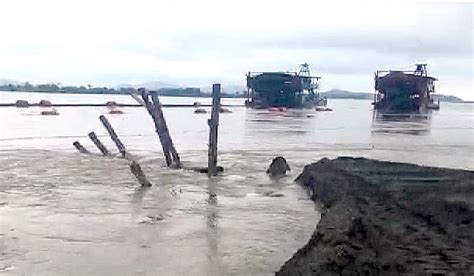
106, 101, 124, 114
39, 100, 52, 107
106, 101, 118, 108
15, 100, 29, 108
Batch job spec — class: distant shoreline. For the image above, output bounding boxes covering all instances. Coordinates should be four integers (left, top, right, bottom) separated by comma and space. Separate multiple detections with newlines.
0, 89, 469, 103
0, 89, 247, 99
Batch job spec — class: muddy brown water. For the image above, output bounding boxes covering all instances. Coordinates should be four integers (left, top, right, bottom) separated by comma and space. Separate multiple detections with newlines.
0, 92, 473, 275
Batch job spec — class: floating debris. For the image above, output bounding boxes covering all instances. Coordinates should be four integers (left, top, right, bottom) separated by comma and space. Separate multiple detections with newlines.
40, 108, 59, 116
138, 214, 164, 224
219, 107, 232, 113
263, 191, 285, 198
194, 108, 207, 114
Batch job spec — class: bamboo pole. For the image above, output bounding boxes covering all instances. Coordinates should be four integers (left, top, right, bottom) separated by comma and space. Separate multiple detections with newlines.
99, 115, 127, 157
88, 132, 110, 156
73, 141, 90, 154
207, 84, 221, 176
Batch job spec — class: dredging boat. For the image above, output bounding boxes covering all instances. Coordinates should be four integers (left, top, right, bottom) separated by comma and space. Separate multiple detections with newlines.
245, 63, 327, 109
374, 64, 440, 114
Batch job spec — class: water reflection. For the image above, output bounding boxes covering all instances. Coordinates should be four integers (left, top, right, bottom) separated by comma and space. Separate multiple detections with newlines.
205, 178, 222, 275
244, 109, 314, 136
131, 186, 150, 216
371, 111, 433, 136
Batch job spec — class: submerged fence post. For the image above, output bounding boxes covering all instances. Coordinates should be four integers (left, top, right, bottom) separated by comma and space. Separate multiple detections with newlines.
73, 141, 90, 154
130, 160, 152, 187
207, 83, 221, 176
99, 115, 127, 158
88, 131, 110, 156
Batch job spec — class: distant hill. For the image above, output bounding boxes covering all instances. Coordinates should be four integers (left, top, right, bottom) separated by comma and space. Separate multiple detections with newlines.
116, 81, 179, 90
321, 89, 373, 100
0, 78, 23, 86
434, 94, 464, 103
321, 89, 465, 103
209, 84, 246, 94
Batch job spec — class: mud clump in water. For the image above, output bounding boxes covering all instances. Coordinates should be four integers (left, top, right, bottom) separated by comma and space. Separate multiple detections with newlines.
277, 157, 474, 275
266, 156, 291, 177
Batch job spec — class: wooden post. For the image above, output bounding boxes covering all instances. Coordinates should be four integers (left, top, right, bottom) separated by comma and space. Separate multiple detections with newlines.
207, 83, 221, 176
140, 90, 173, 166
150, 92, 181, 168
130, 93, 146, 106
130, 160, 152, 187
73, 141, 90, 154
99, 115, 127, 157
88, 131, 110, 156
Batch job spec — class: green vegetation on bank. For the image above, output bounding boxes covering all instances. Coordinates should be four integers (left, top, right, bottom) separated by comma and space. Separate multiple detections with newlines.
0, 83, 245, 98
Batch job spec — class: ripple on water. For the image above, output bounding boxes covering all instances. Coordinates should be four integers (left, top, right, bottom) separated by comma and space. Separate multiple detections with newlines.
0, 149, 318, 275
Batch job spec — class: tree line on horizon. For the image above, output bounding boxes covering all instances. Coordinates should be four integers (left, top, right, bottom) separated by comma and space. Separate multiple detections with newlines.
0, 82, 247, 98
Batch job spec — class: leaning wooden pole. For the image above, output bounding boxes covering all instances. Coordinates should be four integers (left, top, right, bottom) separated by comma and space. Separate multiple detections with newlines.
99, 115, 127, 158
88, 131, 110, 156
140, 90, 173, 166
207, 84, 221, 176
73, 141, 90, 154
150, 92, 181, 168
130, 93, 146, 106
130, 160, 152, 187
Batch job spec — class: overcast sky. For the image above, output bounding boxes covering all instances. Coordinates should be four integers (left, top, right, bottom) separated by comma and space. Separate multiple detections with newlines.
0, 1, 472, 99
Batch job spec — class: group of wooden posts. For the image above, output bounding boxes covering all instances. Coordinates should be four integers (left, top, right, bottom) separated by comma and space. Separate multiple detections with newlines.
73, 84, 223, 187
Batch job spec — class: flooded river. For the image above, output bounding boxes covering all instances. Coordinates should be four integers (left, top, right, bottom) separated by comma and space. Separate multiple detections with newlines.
1, 92, 473, 275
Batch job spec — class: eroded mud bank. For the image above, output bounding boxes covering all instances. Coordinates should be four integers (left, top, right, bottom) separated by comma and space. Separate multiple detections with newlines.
277, 157, 474, 275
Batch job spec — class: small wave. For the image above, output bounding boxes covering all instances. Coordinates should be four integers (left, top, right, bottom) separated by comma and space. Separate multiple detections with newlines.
42, 236, 93, 243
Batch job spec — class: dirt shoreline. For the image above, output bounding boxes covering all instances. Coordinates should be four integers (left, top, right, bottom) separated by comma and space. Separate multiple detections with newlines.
277, 157, 474, 275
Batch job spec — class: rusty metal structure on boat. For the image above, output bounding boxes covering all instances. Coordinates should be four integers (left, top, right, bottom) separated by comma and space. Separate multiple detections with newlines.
245, 63, 325, 109
374, 64, 439, 113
